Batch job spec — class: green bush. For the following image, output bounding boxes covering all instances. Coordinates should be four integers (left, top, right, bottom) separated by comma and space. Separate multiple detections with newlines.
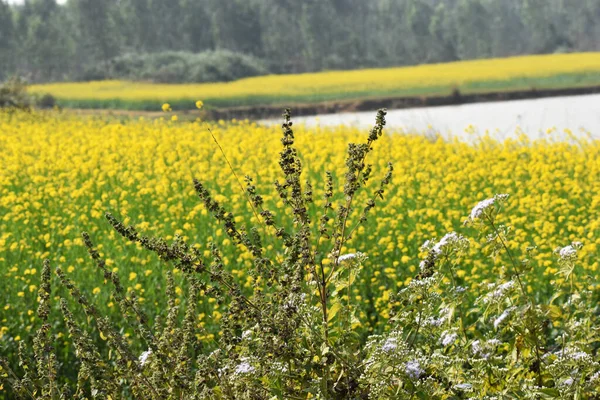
2, 109, 600, 399
0, 77, 31, 109
0, 77, 56, 110
79, 50, 270, 83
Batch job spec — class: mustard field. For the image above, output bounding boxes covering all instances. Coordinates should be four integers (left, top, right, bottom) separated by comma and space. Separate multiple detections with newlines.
30, 52, 600, 111
1, 109, 599, 349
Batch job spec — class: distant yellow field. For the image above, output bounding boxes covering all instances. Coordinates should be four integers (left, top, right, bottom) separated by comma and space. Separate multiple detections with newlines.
30, 53, 600, 110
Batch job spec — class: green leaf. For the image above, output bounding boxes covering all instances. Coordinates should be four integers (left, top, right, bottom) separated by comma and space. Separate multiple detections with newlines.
538, 388, 560, 398
328, 302, 342, 322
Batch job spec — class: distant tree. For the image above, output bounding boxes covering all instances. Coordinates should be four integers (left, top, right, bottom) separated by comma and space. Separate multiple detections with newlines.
323, 0, 367, 69
2, 0, 600, 83
428, 2, 458, 62
117, 0, 156, 52
297, 0, 339, 70
71, 0, 120, 64
149, 0, 184, 51
404, 0, 434, 64
0, 0, 16, 80
453, 0, 492, 60
210, 0, 263, 56
369, 0, 411, 66
180, 0, 213, 52
258, 0, 306, 72
519, 0, 568, 53
487, 0, 527, 57
571, 0, 600, 50
19, 0, 74, 81
554, 0, 600, 52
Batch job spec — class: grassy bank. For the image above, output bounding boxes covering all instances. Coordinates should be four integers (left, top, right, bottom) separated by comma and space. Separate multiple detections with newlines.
29, 52, 600, 111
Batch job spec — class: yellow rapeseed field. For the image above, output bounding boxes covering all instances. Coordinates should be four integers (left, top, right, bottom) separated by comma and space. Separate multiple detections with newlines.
29, 52, 600, 110
1, 110, 599, 347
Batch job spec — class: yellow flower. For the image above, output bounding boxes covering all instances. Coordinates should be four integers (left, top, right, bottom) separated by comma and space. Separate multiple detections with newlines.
161, 103, 172, 112
2, 103, 600, 338
195, 100, 204, 109
171, 115, 178, 122
92, 287, 101, 295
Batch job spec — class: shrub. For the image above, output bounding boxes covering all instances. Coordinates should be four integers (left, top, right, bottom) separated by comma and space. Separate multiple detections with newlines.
2, 109, 600, 399
0, 77, 55, 110
33, 93, 57, 109
0, 77, 31, 109
79, 50, 270, 83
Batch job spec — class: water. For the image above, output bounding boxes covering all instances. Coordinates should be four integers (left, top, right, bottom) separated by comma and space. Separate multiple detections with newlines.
262, 94, 600, 141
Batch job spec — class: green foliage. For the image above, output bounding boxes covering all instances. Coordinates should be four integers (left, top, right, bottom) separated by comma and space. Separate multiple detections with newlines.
2, 109, 600, 398
80, 50, 269, 83
0, 77, 31, 109
3, 0, 600, 82
0, 77, 56, 110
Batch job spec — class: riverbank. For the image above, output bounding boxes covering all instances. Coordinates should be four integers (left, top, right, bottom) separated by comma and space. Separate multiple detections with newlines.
64, 84, 600, 125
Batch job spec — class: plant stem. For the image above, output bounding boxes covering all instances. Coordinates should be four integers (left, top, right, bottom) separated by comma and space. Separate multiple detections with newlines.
486, 216, 544, 387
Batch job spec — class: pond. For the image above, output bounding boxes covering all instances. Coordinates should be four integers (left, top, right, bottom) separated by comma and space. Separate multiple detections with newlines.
263, 94, 600, 142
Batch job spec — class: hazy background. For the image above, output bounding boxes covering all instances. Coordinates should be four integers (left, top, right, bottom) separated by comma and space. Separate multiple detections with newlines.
1, 0, 599, 83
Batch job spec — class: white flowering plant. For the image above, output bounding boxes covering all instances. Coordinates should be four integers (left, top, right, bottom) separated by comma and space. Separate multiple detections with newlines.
2, 110, 600, 399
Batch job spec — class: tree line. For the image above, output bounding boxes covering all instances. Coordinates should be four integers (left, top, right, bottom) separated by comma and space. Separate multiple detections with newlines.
1, 0, 599, 83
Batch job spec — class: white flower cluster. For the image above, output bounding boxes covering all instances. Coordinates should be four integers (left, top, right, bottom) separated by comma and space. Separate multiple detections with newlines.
471, 339, 502, 360
440, 330, 458, 347
553, 347, 592, 363
482, 281, 515, 304
138, 349, 152, 366
493, 306, 516, 329
454, 285, 467, 294
283, 292, 307, 312
241, 330, 253, 340
337, 251, 367, 263
381, 337, 398, 353
560, 377, 574, 387
338, 253, 356, 262
234, 358, 255, 375
556, 241, 583, 260
421, 309, 448, 328
454, 383, 473, 392
406, 275, 438, 291
421, 232, 468, 263
469, 194, 509, 221
405, 359, 424, 380
559, 246, 577, 258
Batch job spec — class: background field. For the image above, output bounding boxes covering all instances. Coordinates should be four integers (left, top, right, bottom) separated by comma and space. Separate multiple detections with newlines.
1, 111, 599, 381
29, 53, 600, 111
